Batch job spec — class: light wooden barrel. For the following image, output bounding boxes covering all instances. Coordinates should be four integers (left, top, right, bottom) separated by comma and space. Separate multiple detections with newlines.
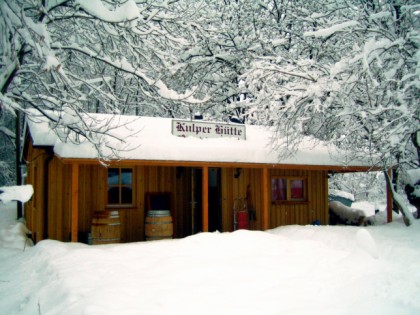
145, 210, 173, 241
91, 210, 121, 245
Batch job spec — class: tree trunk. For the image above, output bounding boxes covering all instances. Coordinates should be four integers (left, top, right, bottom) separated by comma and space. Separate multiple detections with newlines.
384, 170, 415, 226
411, 131, 420, 166
15, 110, 22, 219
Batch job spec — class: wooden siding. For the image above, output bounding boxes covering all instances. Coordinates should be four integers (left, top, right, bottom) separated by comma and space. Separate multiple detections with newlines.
77, 165, 179, 243
25, 139, 329, 243
24, 142, 49, 242
269, 169, 328, 228
47, 157, 72, 241
221, 168, 263, 232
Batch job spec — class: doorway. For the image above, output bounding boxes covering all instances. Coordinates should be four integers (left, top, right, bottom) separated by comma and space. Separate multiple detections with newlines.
190, 167, 222, 234
191, 168, 202, 234
208, 168, 222, 232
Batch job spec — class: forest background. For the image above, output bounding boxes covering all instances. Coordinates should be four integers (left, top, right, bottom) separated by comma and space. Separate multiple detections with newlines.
0, 0, 419, 216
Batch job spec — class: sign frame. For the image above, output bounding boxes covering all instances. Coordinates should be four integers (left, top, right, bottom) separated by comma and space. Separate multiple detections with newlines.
172, 119, 246, 140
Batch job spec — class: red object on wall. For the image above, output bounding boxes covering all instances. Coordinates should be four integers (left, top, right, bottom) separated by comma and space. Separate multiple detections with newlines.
237, 211, 249, 229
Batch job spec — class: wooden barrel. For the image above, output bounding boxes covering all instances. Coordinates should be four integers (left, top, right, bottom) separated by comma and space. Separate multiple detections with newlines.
91, 210, 121, 245
237, 211, 249, 229
145, 210, 173, 241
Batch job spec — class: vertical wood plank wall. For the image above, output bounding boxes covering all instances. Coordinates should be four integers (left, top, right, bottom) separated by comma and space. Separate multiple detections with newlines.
25, 143, 329, 243
38, 163, 188, 243
78, 165, 178, 243
47, 158, 72, 241
221, 168, 263, 232
24, 143, 48, 243
269, 169, 329, 228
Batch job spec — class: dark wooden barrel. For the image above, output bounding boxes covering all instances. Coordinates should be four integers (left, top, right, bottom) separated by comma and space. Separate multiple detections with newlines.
145, 210, 173, 241
91, 210, 121, 245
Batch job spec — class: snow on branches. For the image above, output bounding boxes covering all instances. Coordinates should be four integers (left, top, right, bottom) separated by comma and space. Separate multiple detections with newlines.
242, 0, 420, 169
0, 0, 208, 161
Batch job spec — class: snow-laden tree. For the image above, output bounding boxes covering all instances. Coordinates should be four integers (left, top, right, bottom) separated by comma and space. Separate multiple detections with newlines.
245, 1, 419, 164
168, 0, 259, 121
243, 1, 420, 224
329, 172, 386, 203
0, 0, 208, 161
171, 0, 310, 122
0, 125, 15, 186
0, 97, 16, 186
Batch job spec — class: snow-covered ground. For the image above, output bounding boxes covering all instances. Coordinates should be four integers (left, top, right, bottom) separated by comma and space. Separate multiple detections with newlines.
1, 201, 419, 315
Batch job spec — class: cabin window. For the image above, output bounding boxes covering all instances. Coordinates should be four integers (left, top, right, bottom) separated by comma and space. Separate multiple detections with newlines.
272, 178, 287, 201
272, 177, 307, 203
107, 168, 133, 206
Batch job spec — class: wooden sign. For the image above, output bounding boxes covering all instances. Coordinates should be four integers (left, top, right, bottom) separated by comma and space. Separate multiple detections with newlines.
172, 119, 246, 140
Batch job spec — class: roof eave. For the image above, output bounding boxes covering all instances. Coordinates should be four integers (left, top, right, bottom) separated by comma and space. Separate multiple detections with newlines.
57, 156, 378, 172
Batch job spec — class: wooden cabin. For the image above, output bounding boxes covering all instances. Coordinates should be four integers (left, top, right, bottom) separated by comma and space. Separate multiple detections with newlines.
23, 112, 376, 244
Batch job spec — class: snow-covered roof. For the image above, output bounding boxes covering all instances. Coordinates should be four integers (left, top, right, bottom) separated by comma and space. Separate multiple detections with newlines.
25, 110, 373, 169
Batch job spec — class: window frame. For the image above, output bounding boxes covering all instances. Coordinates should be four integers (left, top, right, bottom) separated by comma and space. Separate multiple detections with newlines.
106, 167, 134, 207
271, 176, 308, 204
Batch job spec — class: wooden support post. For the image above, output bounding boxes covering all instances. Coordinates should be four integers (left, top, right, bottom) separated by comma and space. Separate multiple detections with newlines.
262, 167, 269, 230
386, 168, 393, 223
71, 163, 79, 242
202, 166, 209, 232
